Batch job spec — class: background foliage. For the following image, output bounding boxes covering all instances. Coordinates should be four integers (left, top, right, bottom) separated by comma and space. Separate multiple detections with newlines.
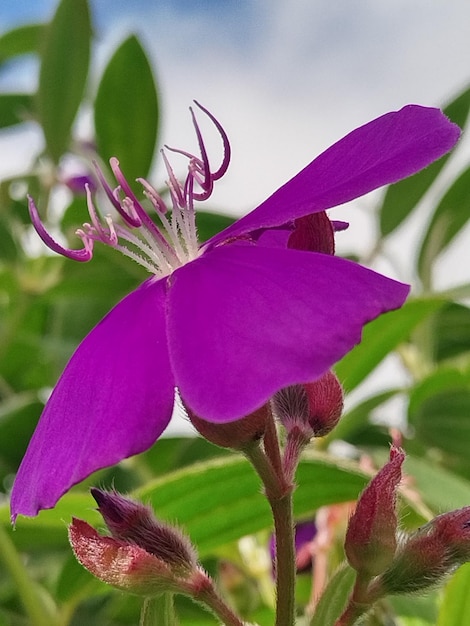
1, 1, 470, 624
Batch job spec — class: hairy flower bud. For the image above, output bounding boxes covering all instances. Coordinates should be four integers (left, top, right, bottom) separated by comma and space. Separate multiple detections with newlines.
345, 446, 404, 577
378, 506, 470, 595
184, 403, 268, 450
91, 488, 197, 574
272, 370, 343, 439
69, 518, 180, 595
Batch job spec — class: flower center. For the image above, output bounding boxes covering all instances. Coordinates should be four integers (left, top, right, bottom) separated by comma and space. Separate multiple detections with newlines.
28, 102, 230, 278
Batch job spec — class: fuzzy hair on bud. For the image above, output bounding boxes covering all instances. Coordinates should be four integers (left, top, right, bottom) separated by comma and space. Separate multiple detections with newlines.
69, 518, 179, 595
272, 370, 343, 438
379, 506, 470, 595
345, 446, 404, 577
91, 488, 197, 573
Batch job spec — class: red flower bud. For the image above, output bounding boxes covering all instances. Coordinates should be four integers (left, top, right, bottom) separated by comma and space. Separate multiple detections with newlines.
184, 403, 268, 450
345, 446, 404, 577
272, 371, 343, 438
69, 518, 179, 595
91, 488, 197, 574
378, 506, 470, 595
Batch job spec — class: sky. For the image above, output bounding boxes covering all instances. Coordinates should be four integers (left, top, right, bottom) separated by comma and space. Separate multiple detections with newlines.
1, 1, 469, 263
2, 1, 470, 431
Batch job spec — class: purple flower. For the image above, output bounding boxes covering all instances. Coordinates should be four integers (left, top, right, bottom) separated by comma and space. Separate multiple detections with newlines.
10, 103, 459, 521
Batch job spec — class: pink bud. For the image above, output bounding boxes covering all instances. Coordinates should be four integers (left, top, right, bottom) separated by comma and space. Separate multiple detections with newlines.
345, 446, 404, 577
379, 506, 470, 594
272, 371, 343, 438
184, 403, 268, 450
69, 518, 179, 595
91, 489, 197, 573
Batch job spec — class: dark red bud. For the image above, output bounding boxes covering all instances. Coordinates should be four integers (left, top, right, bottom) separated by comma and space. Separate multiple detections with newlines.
379, 506, 470, 594
272, 371, 343, 438
184, 404, 268, 450
345, 446, 404, 577
91, 488, 197, 573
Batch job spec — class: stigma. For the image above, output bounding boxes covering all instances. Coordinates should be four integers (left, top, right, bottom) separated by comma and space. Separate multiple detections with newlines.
28, 102, 231, 278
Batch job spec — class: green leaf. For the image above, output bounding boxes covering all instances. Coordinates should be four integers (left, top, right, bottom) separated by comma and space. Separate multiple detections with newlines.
0, 93, 33, 128
327, 389, 400, 444
437, 563, 470, 626
310, 564, 355, 626
94, 36, 159, 182
2, 453, 368, 555
417, 165, 470, 282
195, 211, 236, 242
378, 85, 470, 237
433, 302, 470, 361
411, 388, 470, 461
408, 367, 469, 419
403, 455, 470, 513
136, 453, 369, 556
0, 24, 44, 64
335, 298, 445, 393
37, 0, 91, 162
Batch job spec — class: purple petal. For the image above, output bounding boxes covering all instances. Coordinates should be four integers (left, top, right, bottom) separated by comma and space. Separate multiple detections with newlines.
168, 244, 409, 422
209, 106, 460, 246
11, 279, 174, 521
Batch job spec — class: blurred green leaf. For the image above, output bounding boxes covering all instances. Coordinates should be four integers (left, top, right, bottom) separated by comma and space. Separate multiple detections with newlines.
0, 214, 18, 260
310, 564, 355, 626
0, 395, 42, 482
195, 210, 236, 242
404, 455, 470, 513
0, 24, 44, 64
408, 367, 469, 419
437, 563, 470, 626
410, 388, 470, 461
2, 453, 368, 554
0, 94, 33, 128
417, 165, 470, 283
433, 302, 470, 361
94, 35, 159, 182
328, 388, 400, 444
378, 85, 470, 237
56, 554, 102, 602
335, 298, 444, 393
389, 594, 438, 625
37, 0, 91, 162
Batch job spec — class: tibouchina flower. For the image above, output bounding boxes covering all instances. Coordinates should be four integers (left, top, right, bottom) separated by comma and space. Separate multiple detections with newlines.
11, 103, 459, 520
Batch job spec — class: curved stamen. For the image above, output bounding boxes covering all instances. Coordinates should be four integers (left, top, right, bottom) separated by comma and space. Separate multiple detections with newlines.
193, 100, 231, 180
28, 196, 93, 262
93, 161, 142, 228
28, 104, 230, 277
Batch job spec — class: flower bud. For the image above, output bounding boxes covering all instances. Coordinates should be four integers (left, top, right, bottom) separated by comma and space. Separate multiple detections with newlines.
91, 488, 197, 574
288, 212, 335, 254
272, 371, 343, 438
345, 446, 404, 577
184, 403, 268, 450
69, 517, 179, 595
378, 506, 470, 595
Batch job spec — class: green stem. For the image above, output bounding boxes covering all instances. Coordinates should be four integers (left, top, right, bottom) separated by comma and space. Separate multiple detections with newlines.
0, 524, 57, 626
270, 491, 296, 626
245, 432, 296, 626
140, 594, 179, 626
